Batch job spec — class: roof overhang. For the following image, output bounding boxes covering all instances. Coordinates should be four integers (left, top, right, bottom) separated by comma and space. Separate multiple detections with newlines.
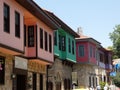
76, 38, 101, 45
0, 43, 24, 55
44, 10, 79, 37
15, 0, 59, 30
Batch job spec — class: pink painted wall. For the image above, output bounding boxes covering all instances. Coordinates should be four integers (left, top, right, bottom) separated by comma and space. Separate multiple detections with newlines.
24, 25, 36, 57
0, 0, 24, 52
37, 22, 54, 62
76, 41, 97, 64
24, 11, 54, 62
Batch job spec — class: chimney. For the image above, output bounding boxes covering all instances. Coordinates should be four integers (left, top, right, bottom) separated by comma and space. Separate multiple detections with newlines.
77, 27, 83, 36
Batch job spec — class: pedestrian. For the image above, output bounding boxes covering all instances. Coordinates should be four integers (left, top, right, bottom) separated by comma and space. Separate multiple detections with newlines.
89, 86, 94, 90
96, 85, 101, 90
104, 85, 108, 90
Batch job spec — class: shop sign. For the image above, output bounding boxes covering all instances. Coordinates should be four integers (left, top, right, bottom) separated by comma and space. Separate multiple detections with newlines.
28, 60, 46, 73
15, 56, 28, 70
72, 72, 77, 85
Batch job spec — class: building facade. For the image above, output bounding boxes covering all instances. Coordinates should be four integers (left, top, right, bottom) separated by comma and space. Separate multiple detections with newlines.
0, 0, 24, 89
73, 30, 113, 89
0, 0, 113, 90
45, 11, 79, 90
0, 0, 59, 90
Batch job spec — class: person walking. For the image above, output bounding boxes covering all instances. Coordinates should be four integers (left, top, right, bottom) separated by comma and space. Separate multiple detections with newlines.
104, 85, 108, 90
96, 85, 101, 90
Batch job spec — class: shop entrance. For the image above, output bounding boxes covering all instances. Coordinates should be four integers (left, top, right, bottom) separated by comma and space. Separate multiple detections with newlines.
16, 74, 27, 90
56, 82, 61, 90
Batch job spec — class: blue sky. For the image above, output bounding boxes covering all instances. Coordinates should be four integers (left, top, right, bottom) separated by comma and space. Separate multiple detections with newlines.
34, 0, 120, 47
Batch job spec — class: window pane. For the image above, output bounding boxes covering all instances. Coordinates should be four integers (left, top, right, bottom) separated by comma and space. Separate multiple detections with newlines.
24, 25, 26, 46
78, 45, 84, 57
49, 34, 52, 53
44, 31, 48, 51
40, 28, 43, 49
72, 40, 75, 54
15, 11, 20, 38
59, 35, 62, 50
4, 3, 10, 33
68, 38, 71, 53
62, 36, 66, 51
28, 26, 34, 47
54, 31, 57, 45
90, 46, 92, 57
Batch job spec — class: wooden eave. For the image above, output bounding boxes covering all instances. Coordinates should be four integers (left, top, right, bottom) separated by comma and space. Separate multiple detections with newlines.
45, 11, 79, 38
15, 0, 59, 30
76, 38, 101, 45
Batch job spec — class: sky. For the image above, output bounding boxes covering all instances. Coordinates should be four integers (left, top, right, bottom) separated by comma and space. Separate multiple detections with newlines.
34, 0, 120, 48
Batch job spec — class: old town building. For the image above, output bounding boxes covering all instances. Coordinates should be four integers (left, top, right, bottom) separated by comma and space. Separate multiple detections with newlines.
0, 0, 59, 90
73, 28, 113, 89
45, 11, 79, 90
0, 0, 113, 90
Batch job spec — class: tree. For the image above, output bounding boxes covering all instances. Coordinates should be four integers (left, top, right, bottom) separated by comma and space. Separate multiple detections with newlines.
109, 24, 120, 58
109, 25, 120, 87
112, 72, 120, 88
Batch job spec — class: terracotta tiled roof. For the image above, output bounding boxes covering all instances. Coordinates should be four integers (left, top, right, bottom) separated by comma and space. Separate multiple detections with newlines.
43, 9, 79, 37
76, 34, 101, 45
76, 34, 91, 39
15, 0, 59, 30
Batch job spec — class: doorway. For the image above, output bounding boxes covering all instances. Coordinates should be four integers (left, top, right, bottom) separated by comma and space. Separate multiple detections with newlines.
56, 82, 61, 90
16, 74, 27, 90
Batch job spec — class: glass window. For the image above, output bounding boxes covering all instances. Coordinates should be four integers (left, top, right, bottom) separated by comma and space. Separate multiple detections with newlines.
4, 3, 10, 33
28, 26, 34, 47
90, 46, 92, 57
68, 38, 71, 53
44, 31, 48, 51
59, 35, 66, 51
72, 40, 75, 54
62, 36, 66, 51
93, 47, 96, 58
15, 11, 20, 38
24, 25, 26, 46
59, 35, 62, 50
78, 45, 84, 57
54, 31, 57, 45
49, 34, 52, 53
40, 28, 43, 49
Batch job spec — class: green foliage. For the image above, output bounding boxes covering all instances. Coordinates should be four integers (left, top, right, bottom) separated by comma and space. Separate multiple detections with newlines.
107, 46, 113, 50
109, 24, 120, 58
112, 72, 120, 88
99, 81, 106, 90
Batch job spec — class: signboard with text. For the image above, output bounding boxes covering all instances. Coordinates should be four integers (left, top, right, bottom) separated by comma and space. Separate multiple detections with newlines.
28, 60, 46, 74
15, 56, 28, 70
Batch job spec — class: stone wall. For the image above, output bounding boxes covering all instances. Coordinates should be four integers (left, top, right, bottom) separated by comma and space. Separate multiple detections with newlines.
0, 52, 14, 90
48, 58, 72, 90
73, 64, 98, 89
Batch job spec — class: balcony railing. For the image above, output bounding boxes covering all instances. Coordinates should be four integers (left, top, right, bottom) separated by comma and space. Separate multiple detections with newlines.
99, 62, 105, 68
